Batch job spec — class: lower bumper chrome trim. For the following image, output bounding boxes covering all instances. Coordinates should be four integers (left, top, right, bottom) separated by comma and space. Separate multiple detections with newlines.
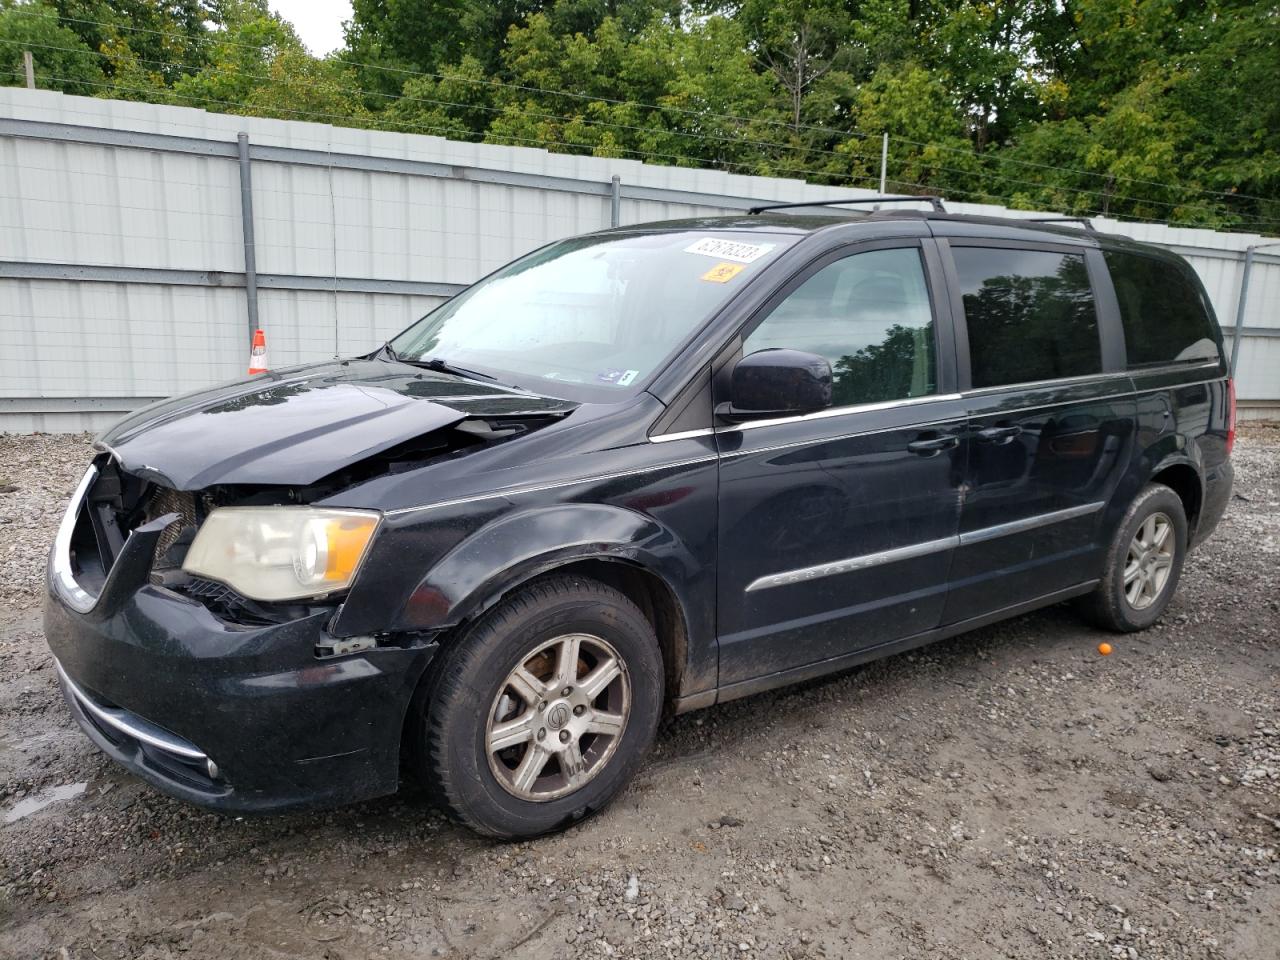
54, 658, 208, 762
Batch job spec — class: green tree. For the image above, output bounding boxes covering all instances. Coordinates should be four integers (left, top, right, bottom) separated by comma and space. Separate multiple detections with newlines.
831, 62, 981, 196
170, 0, 298, 111
487, 8, 775, 171
0, 0, 103, 94
2, 0, 1277, 231
388, 54, 496, 141
53, 0, 214, 84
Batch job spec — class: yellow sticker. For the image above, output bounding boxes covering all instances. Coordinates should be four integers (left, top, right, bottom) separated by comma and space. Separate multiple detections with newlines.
701, 262, 746, 283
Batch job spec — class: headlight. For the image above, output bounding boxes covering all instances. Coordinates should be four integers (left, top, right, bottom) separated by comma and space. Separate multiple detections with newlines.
182, 507, 380, 602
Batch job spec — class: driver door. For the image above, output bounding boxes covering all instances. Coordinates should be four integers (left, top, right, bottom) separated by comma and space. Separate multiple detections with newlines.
714, 241, 968, 688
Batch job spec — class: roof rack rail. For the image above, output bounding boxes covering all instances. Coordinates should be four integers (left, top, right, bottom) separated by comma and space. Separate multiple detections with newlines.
1026, 216, 1098, 231
746, 195, 947, 215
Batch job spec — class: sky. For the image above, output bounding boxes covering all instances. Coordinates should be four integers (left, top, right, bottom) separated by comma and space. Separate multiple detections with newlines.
269, 0, 353, 56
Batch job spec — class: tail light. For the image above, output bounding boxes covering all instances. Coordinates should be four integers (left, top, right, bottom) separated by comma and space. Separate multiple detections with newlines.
1226, 378, 1237, 454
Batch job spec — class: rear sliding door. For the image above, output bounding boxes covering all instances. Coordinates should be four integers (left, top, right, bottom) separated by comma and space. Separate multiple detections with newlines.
939, 241, 1137, 624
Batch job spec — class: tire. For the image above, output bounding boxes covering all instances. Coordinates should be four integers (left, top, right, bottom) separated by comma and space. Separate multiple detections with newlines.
409, 575, 663, 839
1078, 483, 1188, 632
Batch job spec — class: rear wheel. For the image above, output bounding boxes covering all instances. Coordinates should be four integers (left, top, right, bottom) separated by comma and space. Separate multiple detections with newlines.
1079, 483, 1187, 632
409, 575, 663, 838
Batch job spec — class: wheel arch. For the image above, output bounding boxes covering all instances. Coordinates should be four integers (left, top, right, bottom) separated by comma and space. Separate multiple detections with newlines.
1147, 456, 1205, 538
504, 557, 690, 710
390, 503, 707, 706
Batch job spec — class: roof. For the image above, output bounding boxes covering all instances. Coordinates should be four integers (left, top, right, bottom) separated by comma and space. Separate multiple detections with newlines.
605, 208, 1183, 260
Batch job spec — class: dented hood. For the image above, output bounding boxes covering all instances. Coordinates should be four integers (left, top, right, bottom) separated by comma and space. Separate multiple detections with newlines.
97, 359, 576, 490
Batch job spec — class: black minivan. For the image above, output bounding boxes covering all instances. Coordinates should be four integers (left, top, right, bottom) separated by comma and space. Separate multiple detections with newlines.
45, 201, 1236, 838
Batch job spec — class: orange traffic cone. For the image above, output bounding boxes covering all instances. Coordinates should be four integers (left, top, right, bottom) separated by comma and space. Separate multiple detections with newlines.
247, 329, 268, 375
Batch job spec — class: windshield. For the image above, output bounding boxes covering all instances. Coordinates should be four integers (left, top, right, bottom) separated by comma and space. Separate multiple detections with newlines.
388, 229, 796, 401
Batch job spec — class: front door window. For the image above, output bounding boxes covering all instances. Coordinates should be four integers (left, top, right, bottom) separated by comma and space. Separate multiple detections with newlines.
743, 246, 937, 407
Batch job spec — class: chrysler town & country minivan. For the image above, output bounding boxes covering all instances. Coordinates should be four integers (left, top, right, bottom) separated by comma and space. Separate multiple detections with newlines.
45, 200, 1235, 838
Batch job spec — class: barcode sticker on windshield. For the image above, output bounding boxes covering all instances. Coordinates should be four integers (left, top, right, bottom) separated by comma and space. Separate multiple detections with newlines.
684, 237, 775, 263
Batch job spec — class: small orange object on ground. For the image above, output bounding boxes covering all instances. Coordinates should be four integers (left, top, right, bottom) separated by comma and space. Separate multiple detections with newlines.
1098, 642, 1113, 656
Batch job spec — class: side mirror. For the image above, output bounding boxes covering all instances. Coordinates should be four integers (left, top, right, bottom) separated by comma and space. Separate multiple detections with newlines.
718, 349, 833, 423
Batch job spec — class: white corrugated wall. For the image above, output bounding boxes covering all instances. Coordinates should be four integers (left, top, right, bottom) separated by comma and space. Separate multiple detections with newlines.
0, 87, 1276, 432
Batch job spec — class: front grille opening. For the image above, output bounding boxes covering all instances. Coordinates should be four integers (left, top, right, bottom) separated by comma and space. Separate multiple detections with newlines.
69, 454, 203, 598
68, 498, 108, 596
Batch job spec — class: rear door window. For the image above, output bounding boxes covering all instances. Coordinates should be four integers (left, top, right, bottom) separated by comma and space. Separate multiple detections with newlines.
952, 246, 1101, 388
1102, 250, 1221, 367
742, 246, 937, 408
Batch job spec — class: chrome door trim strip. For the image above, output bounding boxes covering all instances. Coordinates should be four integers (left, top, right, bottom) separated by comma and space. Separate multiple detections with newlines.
55, 659, 208, 762
957, 501, 1105, 546
660, 374, 1223, 450
1128, 375, 1224, 396
1127, 360, 1224, 376
383, 454, 720, 516
745, 535, 958, 592
963, 375, 1225, 416
719, 392, 964, 433
962, 370, 1133, 397
959, 392, 1135, 417
648, 428, 715, 443
745, 501, 1107, 592
657, 363, 1222, 446
719, 415, 967, 460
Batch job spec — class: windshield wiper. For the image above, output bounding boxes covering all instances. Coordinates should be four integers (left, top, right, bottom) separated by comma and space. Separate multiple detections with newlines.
386, 348, 499, 383
420, 356, 499, 382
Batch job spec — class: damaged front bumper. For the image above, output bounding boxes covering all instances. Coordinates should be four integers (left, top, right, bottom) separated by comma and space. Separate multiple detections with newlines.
45, 557, 437, 813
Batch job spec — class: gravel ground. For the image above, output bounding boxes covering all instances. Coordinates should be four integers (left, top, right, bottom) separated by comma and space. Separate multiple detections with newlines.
1, 428, 1277, 960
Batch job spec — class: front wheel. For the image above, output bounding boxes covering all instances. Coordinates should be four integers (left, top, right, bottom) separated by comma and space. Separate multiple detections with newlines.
1078, 483, 1188, 632
409, 575, 663, 838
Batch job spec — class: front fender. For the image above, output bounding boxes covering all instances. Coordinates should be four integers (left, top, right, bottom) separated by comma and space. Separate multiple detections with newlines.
379, 503, 700, 635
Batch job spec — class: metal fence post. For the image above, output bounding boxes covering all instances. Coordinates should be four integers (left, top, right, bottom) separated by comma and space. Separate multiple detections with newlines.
610, 175, 621, 227
1230, 247, 1256, 378
1230, 241, 1280, 378
236, 132, 260, 341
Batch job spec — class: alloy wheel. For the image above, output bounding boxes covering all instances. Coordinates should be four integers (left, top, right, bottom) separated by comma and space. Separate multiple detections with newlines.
1123, 511, 1175, 610
485, 633, 630, 801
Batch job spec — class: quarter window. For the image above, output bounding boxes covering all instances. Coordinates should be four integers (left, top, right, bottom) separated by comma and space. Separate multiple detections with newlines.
1103, 251, 1221, 367
953, 247, 1101, 388
743, 247, 937, 407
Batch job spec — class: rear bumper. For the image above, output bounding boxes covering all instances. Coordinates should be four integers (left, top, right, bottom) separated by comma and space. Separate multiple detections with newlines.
44, 578, 436, 813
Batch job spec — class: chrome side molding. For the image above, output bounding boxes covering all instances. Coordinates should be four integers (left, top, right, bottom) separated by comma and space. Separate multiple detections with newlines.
957, 502, 1105, 546
746, 535, 957, 592
746, 501, 1106, 593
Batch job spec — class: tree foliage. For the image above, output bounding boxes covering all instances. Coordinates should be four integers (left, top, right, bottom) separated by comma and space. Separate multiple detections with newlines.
1, 0, 1277, 230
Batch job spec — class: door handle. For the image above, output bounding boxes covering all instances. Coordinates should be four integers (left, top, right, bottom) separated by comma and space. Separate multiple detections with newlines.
907, 434, 960, 456
975, 425, 1022, 444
